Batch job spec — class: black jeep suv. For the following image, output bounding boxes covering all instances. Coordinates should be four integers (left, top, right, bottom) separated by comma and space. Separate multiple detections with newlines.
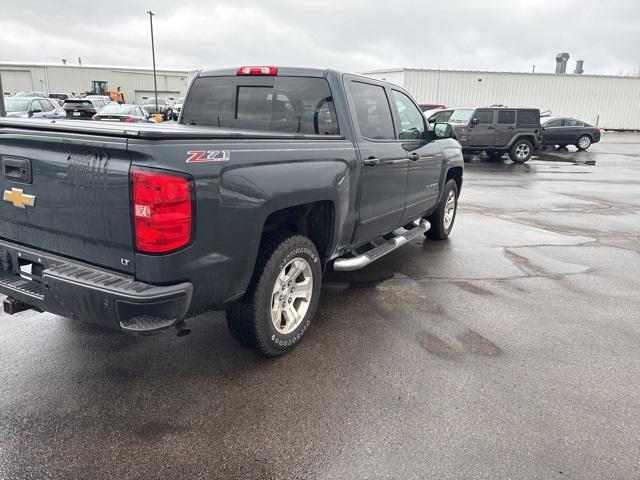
429, 107, 542, 163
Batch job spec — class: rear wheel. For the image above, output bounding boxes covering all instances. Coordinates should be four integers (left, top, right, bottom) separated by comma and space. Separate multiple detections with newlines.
226, 234, 321, 357
426, 179, 459, 240
509, 139, 533, 163
576, 135, 592, 150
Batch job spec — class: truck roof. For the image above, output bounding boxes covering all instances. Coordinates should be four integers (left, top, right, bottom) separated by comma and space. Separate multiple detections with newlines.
198, 66, 341, 78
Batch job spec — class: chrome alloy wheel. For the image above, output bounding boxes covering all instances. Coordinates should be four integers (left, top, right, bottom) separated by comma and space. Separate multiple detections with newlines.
578, 135, 591, 149
515, 143, 530, 160
271, 257, 313, 335
443, 189, 457, 230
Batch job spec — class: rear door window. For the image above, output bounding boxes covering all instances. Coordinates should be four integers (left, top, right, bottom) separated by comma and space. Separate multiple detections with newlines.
564, 119, 584, 127
350, 81, 395, 140
497, 110, 516, 124
182, 76, 339, 135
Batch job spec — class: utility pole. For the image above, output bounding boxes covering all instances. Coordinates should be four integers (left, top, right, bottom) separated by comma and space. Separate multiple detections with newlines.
0, 72, 5, 117
147, 10, 159, 118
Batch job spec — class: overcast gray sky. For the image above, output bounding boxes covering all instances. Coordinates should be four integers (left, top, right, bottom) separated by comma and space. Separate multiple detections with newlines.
1, 0, 639, 75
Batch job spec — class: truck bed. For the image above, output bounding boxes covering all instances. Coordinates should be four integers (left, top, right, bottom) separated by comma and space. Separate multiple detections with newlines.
0, 118, 345, 141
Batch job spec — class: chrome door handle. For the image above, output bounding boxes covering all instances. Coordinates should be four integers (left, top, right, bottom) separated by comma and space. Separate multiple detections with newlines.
408, 153, 420, 161
363, 157, 380, 166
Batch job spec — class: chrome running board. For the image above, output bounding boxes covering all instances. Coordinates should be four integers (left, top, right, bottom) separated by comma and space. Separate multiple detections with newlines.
333, 219, 430, 271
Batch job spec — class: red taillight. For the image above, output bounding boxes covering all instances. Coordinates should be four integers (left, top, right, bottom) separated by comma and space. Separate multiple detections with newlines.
132, 170, 192, 253
124, 116, 135, 123
236, 66, 278, 76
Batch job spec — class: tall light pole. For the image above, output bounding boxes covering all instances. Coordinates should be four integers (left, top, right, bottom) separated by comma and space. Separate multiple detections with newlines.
0, 72, 6, 117
147, 10, 159, 116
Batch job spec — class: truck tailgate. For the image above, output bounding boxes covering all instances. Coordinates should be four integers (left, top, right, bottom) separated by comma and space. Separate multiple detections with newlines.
0, 128, 134, 274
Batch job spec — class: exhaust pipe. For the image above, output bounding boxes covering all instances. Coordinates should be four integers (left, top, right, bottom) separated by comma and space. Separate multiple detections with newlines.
174, 321, 191, 337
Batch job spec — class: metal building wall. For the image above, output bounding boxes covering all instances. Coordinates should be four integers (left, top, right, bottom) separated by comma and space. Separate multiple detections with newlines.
365, 68, 640, 130
0, 63, 195, 104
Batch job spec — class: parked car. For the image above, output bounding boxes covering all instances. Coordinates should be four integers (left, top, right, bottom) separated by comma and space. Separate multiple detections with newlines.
93, 104, 153, 123
85, 95, 112, 104
49, 93, 71, 102
14, 91, 47, 98
541, 117, 602, 150
62, 98, 107, 120
142, 98, 173, 120
4, 97, 66, 119
0, 66, 463, 357
430, 107, 542, 163
172, 97, 184, 120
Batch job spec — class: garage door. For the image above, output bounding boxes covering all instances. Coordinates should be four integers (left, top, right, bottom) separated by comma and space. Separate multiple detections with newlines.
135, 90, 181, 105
1, 70, 32, 96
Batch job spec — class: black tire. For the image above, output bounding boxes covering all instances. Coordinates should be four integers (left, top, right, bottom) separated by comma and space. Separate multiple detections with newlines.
226, 234, 322, 357
509, 139, 533, 163
486, 150, 505, 160
576, 134, 592, 151
426, 179, 459, 240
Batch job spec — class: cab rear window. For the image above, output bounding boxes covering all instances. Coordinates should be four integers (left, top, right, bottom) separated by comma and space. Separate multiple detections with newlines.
181, 76, 339, 135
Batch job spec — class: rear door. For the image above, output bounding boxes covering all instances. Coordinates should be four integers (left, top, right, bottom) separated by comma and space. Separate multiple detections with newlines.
390, 89, 441, 221
562, 119, 583, 143
467, 109, 495, 146
494, 110, 516, 147
345, 77, 408, 243
0, 129, 135, 273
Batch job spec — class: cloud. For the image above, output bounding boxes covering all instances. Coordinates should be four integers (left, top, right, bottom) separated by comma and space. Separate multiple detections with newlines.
0, 0, 639, 74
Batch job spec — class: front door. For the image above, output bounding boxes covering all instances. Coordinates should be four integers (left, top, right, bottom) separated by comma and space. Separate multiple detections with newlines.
542, 118, 564, 144
467, 109, 496, 146
390, 89, 442, 221
347, 79, 408, 243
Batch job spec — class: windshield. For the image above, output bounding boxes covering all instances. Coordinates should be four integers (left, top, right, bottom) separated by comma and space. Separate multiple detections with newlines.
175, 98, 184, 104
5, 99, 31, 112
449, 109, 475, 124
100, 105, 136, 115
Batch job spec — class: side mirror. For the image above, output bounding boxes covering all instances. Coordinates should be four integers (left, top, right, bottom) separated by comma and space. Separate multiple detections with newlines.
470, 118, 479, 126
434, 123, 454, 139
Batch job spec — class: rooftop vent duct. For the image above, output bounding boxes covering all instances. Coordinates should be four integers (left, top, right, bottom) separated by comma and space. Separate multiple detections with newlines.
555, 52, 570, 74
574, 59, 584, 75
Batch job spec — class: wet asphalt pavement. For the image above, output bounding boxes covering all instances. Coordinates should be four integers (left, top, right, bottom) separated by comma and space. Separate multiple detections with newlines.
1, 136, 640, 479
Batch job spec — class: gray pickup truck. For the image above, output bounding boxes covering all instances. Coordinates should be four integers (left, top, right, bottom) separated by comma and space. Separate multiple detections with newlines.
0, 66, 463, 356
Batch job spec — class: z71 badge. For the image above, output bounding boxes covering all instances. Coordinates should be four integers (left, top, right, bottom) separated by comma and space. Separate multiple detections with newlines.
186, 150, 230, 163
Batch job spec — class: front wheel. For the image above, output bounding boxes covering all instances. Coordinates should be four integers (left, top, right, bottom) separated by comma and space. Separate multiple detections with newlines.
226, 234, 322, 357
426, 179, 459, 240
576, 135, 592, 150
509, 139, 533, 163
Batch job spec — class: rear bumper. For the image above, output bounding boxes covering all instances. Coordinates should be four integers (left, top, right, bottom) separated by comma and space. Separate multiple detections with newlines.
0, 239, 192, 332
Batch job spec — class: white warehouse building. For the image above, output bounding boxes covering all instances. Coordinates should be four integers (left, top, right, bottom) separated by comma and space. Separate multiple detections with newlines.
1, 61, 195, 105
364, 68, 640, 131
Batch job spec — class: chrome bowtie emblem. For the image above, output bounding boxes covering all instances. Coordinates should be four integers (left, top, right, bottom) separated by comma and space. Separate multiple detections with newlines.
3, 188, 36, 209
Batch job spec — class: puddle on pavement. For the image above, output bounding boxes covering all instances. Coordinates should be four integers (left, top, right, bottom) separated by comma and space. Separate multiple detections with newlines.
458, 329, 502, 356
